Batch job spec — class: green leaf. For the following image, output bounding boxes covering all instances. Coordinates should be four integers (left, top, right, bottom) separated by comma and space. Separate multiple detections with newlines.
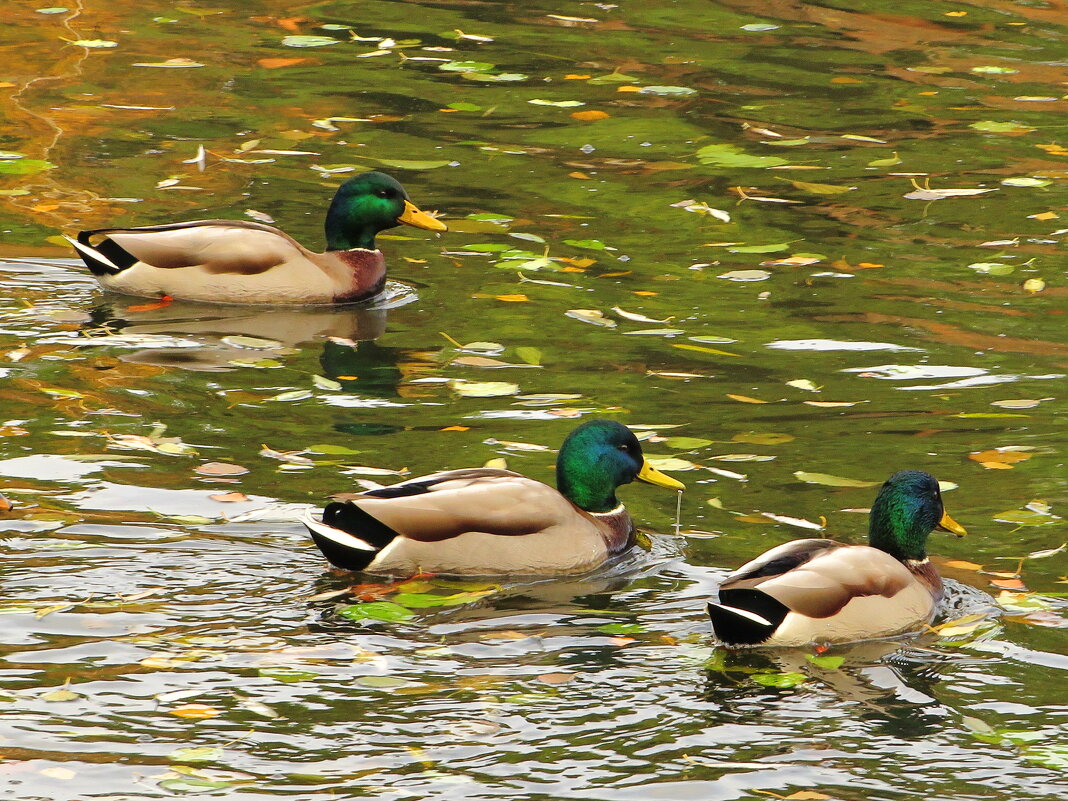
268, 389, 313, 402
168, 746, 223, 762
793, 471, 878, 488
515, 347, 542, 365
281, 35, 339, 47
70, 38, 117, 48
968, 262, 1014, 276
1001, 177, 1050, 187
696, 143, 787, 169
596, 623, 645, 635
587, 71, 640, 84
467, 213, 513, 222
728, 243, 791, 253
969, 120, 1034, 134
337, 601, 415, 622
312, 375, 342, 391
391, 590, 495, 608
448, 102, 482, 111
356, 675, 410, 688
158, 777, 234, 792
258, 667, 318, 683
663, 436, 713, 450
751, 671, 807, 688
0, 159, 54, 175
562, 239, 607, 250
372, 158, 452, 170
805, 654, 845, 669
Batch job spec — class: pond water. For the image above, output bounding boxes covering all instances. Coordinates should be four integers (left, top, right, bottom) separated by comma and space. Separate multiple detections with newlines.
1, 1, 1066, 798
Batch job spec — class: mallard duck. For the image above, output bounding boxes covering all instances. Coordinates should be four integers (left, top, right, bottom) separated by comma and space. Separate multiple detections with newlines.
65, 171, 446, 305
302, 419, 685, 576
707, 470, 967, 647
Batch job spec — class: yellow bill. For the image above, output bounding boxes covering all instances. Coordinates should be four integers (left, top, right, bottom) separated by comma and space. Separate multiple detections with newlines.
637, 460, 685, 491
937, 509, 967, 537
398, 200, 447, 232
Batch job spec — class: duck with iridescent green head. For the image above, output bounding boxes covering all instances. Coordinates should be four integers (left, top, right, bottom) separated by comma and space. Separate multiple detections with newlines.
707, 470, 968, 647
303, 419, 686, 576
66, 171, 446, 305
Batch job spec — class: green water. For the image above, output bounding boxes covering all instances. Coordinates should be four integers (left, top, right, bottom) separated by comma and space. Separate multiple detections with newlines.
1, 1, 1066, 798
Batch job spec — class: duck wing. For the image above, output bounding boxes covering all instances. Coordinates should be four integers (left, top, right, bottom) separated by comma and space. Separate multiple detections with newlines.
71, 220, 310, 276
708, 540, 928, 646
304, 468, 594, 572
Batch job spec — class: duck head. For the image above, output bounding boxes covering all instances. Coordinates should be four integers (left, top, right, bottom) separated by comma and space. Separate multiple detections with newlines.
555, 419, 684, 513
325, 171, 447, 251
868, 470, 967, 561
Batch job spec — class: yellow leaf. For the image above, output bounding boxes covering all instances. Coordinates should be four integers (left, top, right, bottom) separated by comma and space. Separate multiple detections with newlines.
494, 294, 529, 302
167, 704, 221, 719
569, 171, 591, 179
565, 73, 591, 79
1022, 278, 1045, 293
616, 85, 642, 92
571, 110, 610, 121
1028, 211, 1058, 220
783, 178, 855, 194
943, 560, 983, 571
727, 394, 768, 404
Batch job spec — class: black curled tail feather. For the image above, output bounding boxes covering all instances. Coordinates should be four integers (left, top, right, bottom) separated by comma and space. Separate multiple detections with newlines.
305, 502, 399, 571
72, 230, 137, 276
707, 589, 790, 646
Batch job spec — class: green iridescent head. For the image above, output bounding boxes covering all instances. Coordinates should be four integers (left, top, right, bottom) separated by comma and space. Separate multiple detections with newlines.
868, 470, 967, 561
555, 419, 684, 514
324, 171, 446, 251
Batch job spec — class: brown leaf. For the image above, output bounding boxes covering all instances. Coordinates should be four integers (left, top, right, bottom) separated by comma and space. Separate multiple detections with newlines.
990, 578, 1027, 590
167, 704, 221, 719
209, 492, 249, 503
537, 672, 575, 685
943, 560, 983, 571
196, 462, 249, 476
257, 57, 311, 69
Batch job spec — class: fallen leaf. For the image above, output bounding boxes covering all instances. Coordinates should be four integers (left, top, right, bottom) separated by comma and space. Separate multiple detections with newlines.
167, 704, 221, 719
727, 394, 768, 404
794, 471, 877, 488
209, 492, 249, 503
537, 672, 575, 685
195, 462, 249, 476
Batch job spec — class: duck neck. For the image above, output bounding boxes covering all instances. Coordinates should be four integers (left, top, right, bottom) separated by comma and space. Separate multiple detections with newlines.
868, 496, 929, 562
325, 217, 378, 252
556, 458, 619, 513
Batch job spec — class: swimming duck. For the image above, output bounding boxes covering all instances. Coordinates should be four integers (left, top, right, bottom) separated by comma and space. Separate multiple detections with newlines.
302, 419, 685, 576
65, 171, 446, 305
707, 470, 967, 647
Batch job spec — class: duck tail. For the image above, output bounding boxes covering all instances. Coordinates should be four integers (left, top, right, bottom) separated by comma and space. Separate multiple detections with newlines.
302, 503, 398, 571
64, 231, 137, 276
706, 589, 789, 646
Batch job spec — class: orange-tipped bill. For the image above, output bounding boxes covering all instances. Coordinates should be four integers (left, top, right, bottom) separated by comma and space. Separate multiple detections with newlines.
937, 509, 968, 537
398, 200, 447, 232
637, 460, 685, 491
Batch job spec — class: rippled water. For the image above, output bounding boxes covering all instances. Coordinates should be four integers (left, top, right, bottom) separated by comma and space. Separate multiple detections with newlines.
1, 1, 1067, 798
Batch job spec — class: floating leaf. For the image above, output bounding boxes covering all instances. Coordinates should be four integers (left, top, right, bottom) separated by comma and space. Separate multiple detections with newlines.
761, 512, 824, 530
357, 675, 411, 688
450, 379, 519, 398
794, 471, 878, 488
751, 671, 807, 687
717, 269, 770, 281
732, 432, 794, 445
639, 85, 697, 96
195, 462, 248, 476
1002, 177, 1051, 188
439, 60, 495, 72
563, 238, 607, 250
167, 704, 221, 719
268, 389, 313, 402
663, 436, 713, 450
168, 746, 224, 762
565, 308, 616, 327
697, 143, 787, 169
281, 35, 339, 47
0, 158, 54, 175
904, 186, 997, 200
392, 590, 495, 608
258, 667, 318, 683
337, 601, 415, 622
69, 38, 118, 48
783, 179, 855, 194
515, 347, 542, 365
969, 262, 1014, 276
372, 158, 452, 170
805, 654, 845, 669
221, 335, 282, 349
969, 120, 1034, 134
